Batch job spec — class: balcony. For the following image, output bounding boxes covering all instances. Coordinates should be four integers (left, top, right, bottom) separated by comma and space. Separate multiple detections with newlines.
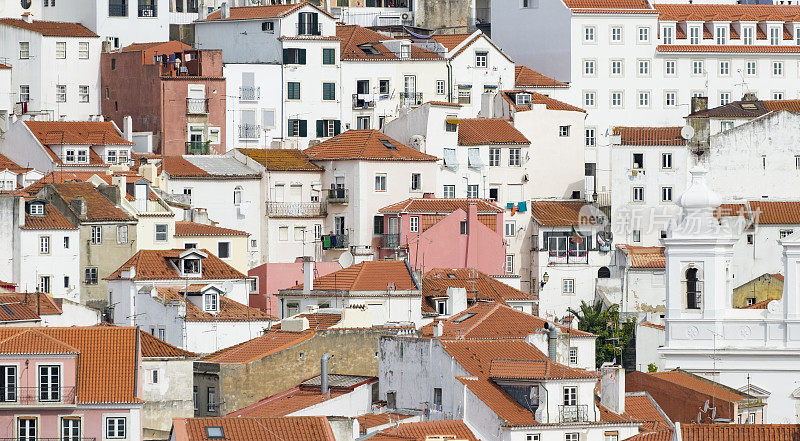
267, 202, 326, 218
400, 92, 423, 107
547, 248, 588, 264
0, 387, 77, 407
352, 94, 375, 109
138, 4, 157, 17
297, 22, 322, 36
240, 86, 260, 101
239, 124, 260, 140
382, 233, 400, 249
558, 405, 589, 423
186, 98, 208, 115
327, 188, 349, 204
322, 234, 348, 250
185, 141, 211, 155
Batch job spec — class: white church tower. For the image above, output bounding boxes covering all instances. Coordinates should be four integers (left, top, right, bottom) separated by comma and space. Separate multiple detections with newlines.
660, 166, 800, 423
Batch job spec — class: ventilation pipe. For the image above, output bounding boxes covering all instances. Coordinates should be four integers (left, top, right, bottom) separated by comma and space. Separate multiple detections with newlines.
321, 353, 333, 397
543, 322, 558, 360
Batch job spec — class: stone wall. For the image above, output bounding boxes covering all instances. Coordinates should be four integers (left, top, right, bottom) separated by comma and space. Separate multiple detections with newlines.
415, 0, 472, 33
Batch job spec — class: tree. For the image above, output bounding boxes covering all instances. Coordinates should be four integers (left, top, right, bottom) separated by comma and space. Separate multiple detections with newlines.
648, 363, 658, 373
567, 300, 636, 368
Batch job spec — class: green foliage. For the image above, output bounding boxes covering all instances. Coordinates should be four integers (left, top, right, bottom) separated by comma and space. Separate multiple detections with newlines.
647, 363, 658, 373
567, 300, 636, 368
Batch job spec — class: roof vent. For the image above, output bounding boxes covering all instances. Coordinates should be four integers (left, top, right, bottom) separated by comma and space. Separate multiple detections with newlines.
742, 92, 758, 102
205, 427, 224, 439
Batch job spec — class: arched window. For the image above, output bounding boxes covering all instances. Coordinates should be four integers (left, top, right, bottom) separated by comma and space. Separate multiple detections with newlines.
233, 186, 243, 206
597, 267, 611, 278
686, 268, 701, 309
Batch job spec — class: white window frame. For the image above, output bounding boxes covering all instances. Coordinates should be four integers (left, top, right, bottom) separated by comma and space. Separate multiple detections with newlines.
637, 26, 650, 43
39, 235, 50, 255
633, 186, 645, 202
505, 221, 516, 237
583, 26, 596, 43
637, 59, 650, 77
719, 60, 730, 76
91, 226, 102, 244
610, 26, 623, 44
661, 186, 673, 202
610, 59, 623, 77
505, 254, 515, 274
562, 279, 575, 294
410, 216, 419, 233
78, 42, 89, 59
661, 152, 673, 169
610, 91, 623, 108
689, 26, 700, 44
637, 90, 650, 108
582, 59, 596, 77
773, 61, 784, 77
692, 60, 704, 76
55, 42, 66, 59
583, 91, 596, 108
664, 91, 677, 108
745, 60, 757, 76
105, 417, 127, 439
664, 59, 677, 76
374, 173, 387, 192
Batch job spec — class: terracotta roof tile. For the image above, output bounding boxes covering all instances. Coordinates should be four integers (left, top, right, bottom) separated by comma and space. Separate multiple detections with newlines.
749, 201, 800, 224
287, 260, 416, 292
106, 249, 246, 280
0, 19, 98, 37
430, 34, 472, 51
271, 312, 342, 330
612, 127, 685, 146
422, 268, 534, 307
371, 420, 478, 441
639, 321, 665, 330
0, 153, 30, 173
658, 44, 800, 53
51, 182, 134, 222
0, 327, 139, 403
379, 198, 502, 213
654, 3, 800, 22
456, 376, 538, 426
21, 202, 77, 230
743, 299, 772, 309
175, 221, 248, 237
648, 370, 748, 404
0, 301, 41, 322
0, 292, 62, 316
0, 63, 10, 69
714, 203, 749, 221
0, 329, 78, 353
355, 413, 414, 433
502, 90, 585, 113
622, 392, 673, 432
689, 99, 800, 118
200, 2, 334, 21
515, 65, 569, 88
618, 245, 665, 269
161, 156, 209, 177
25, 121, 132, 145
122, 40, 191, 52
626, 424, 800, 441
457, 118, 530, 146
176, 416, 337, 441
531, 200, 593, 227
488, 358, 599, 380
160, 156, 261, 179
337, 25, 442, 61
303, 130, 438, 161
563, 0, 651, 9
237, 148, 322, 171
426, 101, 462, 107
139, 330, 198, 358
201, 330, 315, 363
156, 287, 276, 322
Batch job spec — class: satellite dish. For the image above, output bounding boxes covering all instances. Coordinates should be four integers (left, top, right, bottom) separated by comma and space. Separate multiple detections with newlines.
681, 125, 695, 140
338, 251, 354, 268
222, 281, 233, 293
703, 400, 710, 412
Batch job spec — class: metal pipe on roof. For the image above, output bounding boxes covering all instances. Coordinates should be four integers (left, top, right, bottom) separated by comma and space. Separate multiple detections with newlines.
321, 353, 333, 397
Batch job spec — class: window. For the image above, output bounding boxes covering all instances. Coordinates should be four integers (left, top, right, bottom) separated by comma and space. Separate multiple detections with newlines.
717, 120, 733, 133
117, 225, 128, 244
604, 433, 619, 441
583, 91, 596, 107
743, 26, 754, 45
583, 26, 595, 42
373, 215, 384, 235
18, 418, 36, 441
283, 48, 306, 64
433, 387, 443, 407
662, 26, 674, 44
748, 413, 756, 424
182, 258, 200, 275
475, 51, 488, 67
715, 26, 727, 45
780, 229, 794, 239
206, 427, 224, 439
204, 292, 218, 312
262, 21, 274, 32
262, 109, 275, 129
569, 347, 578, 365
459, 221, 468, 235
509, 148, 521, 166
288, 119, 307, 137
232, 186, 243, 206
356, 116, 370, 130
583, 59, 595, 76
279, 226, 289, 241
665, 59, 676, 76
458, 87, 470, 105
56, 41, 66, 59
610, 59, 623, 76
151, 369, 159, 383
84, 267, 98, 285
520, 0, 538, 8
796, 155, 800, 170
39, 236, 50, 254
662, 187, 673, 202
436, 300, 446, 315
719, 60, 730, 76
400, 44, 411, 58
665, 91, 677, 107
19, 42, 30, 59
632, 230, 641, 243
19, 85, 30, 102
314, 224, 322, 240
637, 26, 649, 42
661, 153, 672, 169
773, 61, 784, 77
410, 216, 419, 233
154, 224, 168, 242
374, 173, 387, 192
563, 386, 577, 405
610, 26, 622, 43
78, 42, 89, 59
378, 79, 390, 95
294, 226, 305, 241
322, 82, 336, 101
770, 26, 781, 45
287, 82, 300, 100
38, 365, 60, 401
62, 418, 81, 441
322, 48, 335, 65
218, 242, 231, 259
633, 187, 644, 202
91, 226, 102, 244
489, 148, 500, 166
610, 91, 623, 107
56, 85, 67, 102
559, 126, 570, 137
106, 417, 126, 439
30, 203, 45, 216
506, 254, 514, 273
585, 128, 596, 147
443, 185, 455, 198
562, 279, 574, 294
505, 221, 516, 237
689, 26, 700, 44
63, 236, 70, 248
445, 115, 457, 132
526, 435, 541, 441
411, 173, 421, 191
692, 60, 704, 75
746, 60, 757, 76
637, 91, 650, 107
467, 185, 479, 198
720, 92, 731, 106
762, 155, 767, 169
773, 91, 785, 100
436, 79, 445, 95
79, 85, 90, 103
637, 59, 650, 76
38, 276, 51, 293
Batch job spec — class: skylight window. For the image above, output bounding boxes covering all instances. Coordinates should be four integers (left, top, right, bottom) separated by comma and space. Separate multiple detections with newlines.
447, 274, 456, 278
205, 427, 224, 439
379, 139, 397, 150
358, 44, 380, 55
741, 103, 757, 110
452, 312, 476, 323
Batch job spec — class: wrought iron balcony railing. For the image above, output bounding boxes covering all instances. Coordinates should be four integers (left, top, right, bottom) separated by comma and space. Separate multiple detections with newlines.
399, 92, 423, 107
267, 202, 326, 218
327, 188, 349, 204
240, 86, 260, 101
238, 124, 260, 140
186, 97, 209, 114
0, 386, 77, 406
558, 405, 589, 423
352, 94, 375, 109
185, 141, 210, 155
382, 233, 400, 249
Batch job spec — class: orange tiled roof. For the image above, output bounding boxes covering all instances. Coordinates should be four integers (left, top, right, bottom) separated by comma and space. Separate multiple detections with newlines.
0, 63, 10, 69
51, 182, 134, 222
625, 424, 800, 441
0, 19, 98, 37
0, 292, 62, 316
175, 221, 248, 237
430, 34, 472, 51
531, 200, 593, 227
612, 127, 685, 146
488, 358, 600, 380
379, 197, 502, 213
338, 25, 442, 61
25, 170, 145, 195
0, 327, 140, 403
0, 329, 78, 353
502, 90, 585, 113
427, 101, 462, 107
617, 245, 665, 269
106, 249, 246, 280
458, 118, 530, 146
201, 330, 315, 363
200, 2, 334, 21
271, 312, 342, 330
423, 268, 534, 306
749, 200, 800, 224
355, 413, 414, 433
419, 302, 595, 339
21, 203, 76, 230
175, 416, 337, 441
237, 148, 322, 171
160, 156, 209, 177
743, 299, 772, 310
0, 153, 30, 173
562, 0, 651, 9
25, 121, 132, 146
654, 3, 800, 22
639, 321, 665, 330
658, 45, 800, 53
623, 392, 673, 433
714, 203, 749, 221
371, 420, 478, 441
303, 130, 438, 161
287, 260, 416, 292
0, 301, 41, 322
648, 370, 748, 403
514, 65, 569, 88
140, 330, 197, 358
156, 287, 276, 322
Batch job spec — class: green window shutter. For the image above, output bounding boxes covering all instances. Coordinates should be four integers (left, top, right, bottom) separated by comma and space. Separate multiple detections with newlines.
282, 49, 289, 64
299, 49, 306, 65
287, 82, 300, 100
323, 48, 334, 65
299, 120, 307, 137
333, 120, 341, 135
323, 83, 335, 101
316, 120, 324, 137
287, 119, 296, 136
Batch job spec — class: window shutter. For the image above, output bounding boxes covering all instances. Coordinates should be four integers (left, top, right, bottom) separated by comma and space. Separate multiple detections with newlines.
288, 120, 295, 136
333, 120, 341, 135
299, 49, 306, 65
316, 120, 324, 137
299, 120, 307, 137
282, 49, 289, 64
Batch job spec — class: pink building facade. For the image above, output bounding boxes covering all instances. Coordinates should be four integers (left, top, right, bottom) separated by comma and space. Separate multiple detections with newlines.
248, 260, 342, 315
377, 198, 507, 275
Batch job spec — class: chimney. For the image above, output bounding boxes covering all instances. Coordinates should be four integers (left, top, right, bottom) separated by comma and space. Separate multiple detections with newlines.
123, 115, 133, 142
543, 322, 558, 360
302, 256, 314, 293
320, 353, 333, 397
134, 180, 148, 212
220, 2, 229, 19
21, 12, 33, 23
111, 175, 126, 198
600, 365, 625, 415
433, 320, 443, 338
742, 92, 758, 102
690, 96, 708, 114
422, 192, 435, 199
138, 159, 159, 187
70, 196, 87, 217
446, 287, 467, 316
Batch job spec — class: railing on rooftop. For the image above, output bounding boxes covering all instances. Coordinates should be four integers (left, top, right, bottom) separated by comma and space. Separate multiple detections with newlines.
547, 248, 589, 264
186, 98, 209, 115
558, 404, 589, 423
267, 202, 326, 218
0, 387, 77, 406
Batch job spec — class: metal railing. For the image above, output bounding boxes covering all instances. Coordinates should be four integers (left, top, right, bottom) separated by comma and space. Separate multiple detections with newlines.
327, 188, 349, 204
109, 2, 128, 16
297, 22, 322, 35
400, 92, 423, 107
683, 280, 704, 310
238, 124, 260, 140
558, 405, 589, 423
382, 233, 400, 249
186, 97, 208, 114
185, 141, 211, 155
240, 86, 260, 101
547, 248, 589, 264
322, 234, 348, 250
352, 94, 375, 109
267, 202, 326, 217
138, 4, 157, 17
0, 387, 76, 405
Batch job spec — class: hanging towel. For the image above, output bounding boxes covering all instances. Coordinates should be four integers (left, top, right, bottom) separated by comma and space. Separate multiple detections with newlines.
517, 201, 527, 213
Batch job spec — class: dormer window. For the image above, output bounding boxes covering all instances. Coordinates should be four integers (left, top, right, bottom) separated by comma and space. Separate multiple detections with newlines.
516, 93, 531, 106
29, 203, 45, 216
204, 291, 219, 312
107, 150, 117, 164
400, 44, 411, 59
298, 12, 320, 36
183, 258, 201, 276
77, 150, 88, 163
65, 149, 75, 163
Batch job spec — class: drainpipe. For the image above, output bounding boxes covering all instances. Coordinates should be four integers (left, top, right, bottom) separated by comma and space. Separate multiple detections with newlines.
446, 60, 453, 103
321, 353, 333, 398
544, 322, 558, 360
